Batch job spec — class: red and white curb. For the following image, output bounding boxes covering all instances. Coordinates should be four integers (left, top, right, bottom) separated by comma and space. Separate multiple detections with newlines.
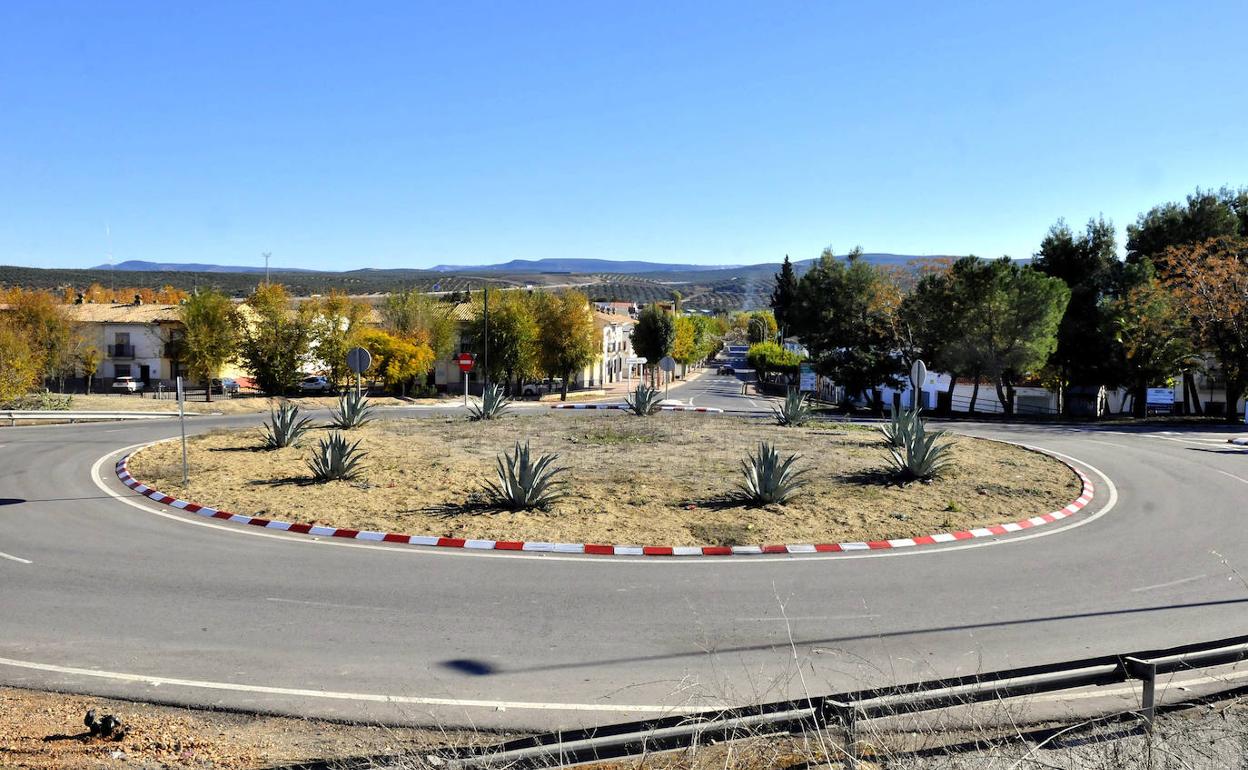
115, 454, 1093, 557
549, 404, 724, 413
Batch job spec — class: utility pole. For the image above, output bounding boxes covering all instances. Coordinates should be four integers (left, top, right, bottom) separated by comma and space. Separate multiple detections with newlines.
262, 252, 271, 286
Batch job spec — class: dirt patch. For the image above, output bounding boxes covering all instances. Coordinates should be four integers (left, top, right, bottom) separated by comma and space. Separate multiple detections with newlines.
0, 686, 487, 769
128, 413, 1080, 546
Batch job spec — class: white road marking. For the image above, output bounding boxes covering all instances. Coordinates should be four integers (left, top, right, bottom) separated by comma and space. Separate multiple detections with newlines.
733, 614, 880, 622
90, 440, 1118, 565
0, 551, 32, 564
1130, 574, 1207, 592
1215, 469, 1248, 486
0, 656, 702, 714
266, 597, 395, 612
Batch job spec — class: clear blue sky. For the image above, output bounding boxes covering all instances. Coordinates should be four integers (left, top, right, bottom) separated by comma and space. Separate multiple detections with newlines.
2, 1, 1246, 271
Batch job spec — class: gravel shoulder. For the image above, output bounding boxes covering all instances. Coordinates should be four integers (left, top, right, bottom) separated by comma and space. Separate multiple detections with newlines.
129, 412, 1080, 546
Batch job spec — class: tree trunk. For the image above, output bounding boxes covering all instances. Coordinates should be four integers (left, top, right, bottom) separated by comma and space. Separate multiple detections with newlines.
1184, 370, 1204, 415
1225, 380, 1244, 424
942, 374, 957, 417
560, 370, 570, 401
204, 377, 213, 403
994, 380, 1012, 417
968, 378, 980, 415
1132, 384, 1147, 418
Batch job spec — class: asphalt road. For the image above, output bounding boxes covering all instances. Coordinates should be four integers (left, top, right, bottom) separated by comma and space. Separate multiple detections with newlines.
2, 373, 1247, 731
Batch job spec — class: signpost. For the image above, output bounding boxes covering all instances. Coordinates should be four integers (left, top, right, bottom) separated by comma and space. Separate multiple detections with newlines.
658, 356, 676, 399
910, 359, 928, 410
175, 376, 188, 486
799, 362, 816, 393
346, 347, 372, 398
1146, 387, 1176, 414
457, 352, 476, 406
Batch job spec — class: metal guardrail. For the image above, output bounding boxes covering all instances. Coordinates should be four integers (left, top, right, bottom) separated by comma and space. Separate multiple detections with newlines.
431, 633, 1248, 769
1, 410, 185, 426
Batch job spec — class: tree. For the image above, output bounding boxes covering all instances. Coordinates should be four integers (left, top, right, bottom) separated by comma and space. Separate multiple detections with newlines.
8, 289, 76, 390
234, 284, 313, 396
630, 304, 675, 386
1108, 260, 1192, 418
0, 321, 41, 405
180, 289, 238, 402
770, 255, 799, 335
533, 291, 598, 401
469, 290, 537, 395
1159, 237, 1248, 423
77, 346, 101, 394
1127, 187, 1248, 269
381, 289, 457, 360
308, 292, 372, 391
671, 315, 700, 367
791, 247, 903, 408
746, 341, 802, 383
897, 265, 961, 413
946, 258, 1070, 416
1032, 216, 1122, 413
353, 328, 435, 395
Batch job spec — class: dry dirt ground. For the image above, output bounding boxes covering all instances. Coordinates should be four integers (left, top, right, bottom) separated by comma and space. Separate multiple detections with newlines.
69, 394, 441, 415
129, 412, 1079, 546
0, 687, 488, 769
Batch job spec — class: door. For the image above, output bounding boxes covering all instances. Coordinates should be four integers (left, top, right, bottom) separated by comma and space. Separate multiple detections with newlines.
138, 364, 150, 384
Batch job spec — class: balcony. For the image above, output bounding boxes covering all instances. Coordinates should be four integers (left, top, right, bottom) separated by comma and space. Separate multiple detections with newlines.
108, 344, 135, 359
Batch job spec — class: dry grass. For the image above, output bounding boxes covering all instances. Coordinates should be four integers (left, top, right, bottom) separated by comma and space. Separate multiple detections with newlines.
129, 412, 1079, 546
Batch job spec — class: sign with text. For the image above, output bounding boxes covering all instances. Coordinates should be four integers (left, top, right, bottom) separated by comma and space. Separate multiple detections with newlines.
799, 363, 816, 392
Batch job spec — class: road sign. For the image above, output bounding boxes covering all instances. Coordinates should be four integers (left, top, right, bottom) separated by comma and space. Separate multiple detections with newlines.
346, 347, 372, 375
1146, 387, 1175, 407
658, 356, 676, 373
910, 359, 928, 392
457, 352, 476, 373
799, 363, 816, 393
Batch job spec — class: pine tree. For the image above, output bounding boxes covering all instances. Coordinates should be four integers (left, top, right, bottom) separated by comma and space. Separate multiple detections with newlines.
770, 255, 798, 336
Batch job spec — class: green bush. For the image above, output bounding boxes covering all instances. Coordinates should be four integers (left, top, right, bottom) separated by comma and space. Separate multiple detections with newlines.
468, 383, 511, 421
737, 442, 810, 505
624, 384, 663, 416
2, 390, 73, 410
484, 441, 566, 510
330, 390, 375, 429
746, 341, 803, 381
772, 388, 812, 426
307, 431, 368, 482
261, 402, 314, 449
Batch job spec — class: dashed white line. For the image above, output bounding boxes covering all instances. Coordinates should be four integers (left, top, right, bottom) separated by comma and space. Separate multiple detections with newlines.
0, 551, 32, 564
1214, 469, 1248, 486
266, 597, 396, 612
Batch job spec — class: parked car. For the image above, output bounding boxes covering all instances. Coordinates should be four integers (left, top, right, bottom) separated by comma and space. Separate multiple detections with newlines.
111, 376, 144, 393
717, 365, 736, 376
298, 375, 332, 394
211, 378, 240, 395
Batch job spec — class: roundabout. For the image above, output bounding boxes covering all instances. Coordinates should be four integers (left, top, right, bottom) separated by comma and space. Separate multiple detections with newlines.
1, 375, 1247, 732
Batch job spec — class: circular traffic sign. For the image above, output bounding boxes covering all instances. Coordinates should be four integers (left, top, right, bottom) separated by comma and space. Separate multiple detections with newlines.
457, 352, 476, 373
346, 347, 372, 375
658, 356, 677, 373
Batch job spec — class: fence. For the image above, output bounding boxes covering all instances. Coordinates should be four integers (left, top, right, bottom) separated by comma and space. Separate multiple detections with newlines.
429, 633, 1248, 769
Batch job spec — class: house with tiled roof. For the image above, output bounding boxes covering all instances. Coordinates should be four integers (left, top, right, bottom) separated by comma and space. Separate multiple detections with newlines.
65, 300, 188, 388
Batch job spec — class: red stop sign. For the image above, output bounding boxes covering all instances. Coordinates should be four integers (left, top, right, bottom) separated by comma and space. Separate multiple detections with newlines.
456, 353, 476, 373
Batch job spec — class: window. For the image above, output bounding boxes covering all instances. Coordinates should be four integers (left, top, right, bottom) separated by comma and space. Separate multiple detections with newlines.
114, 364, 131, 378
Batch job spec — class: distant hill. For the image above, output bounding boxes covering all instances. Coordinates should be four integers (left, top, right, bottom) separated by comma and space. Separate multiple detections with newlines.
89, 260, 320, 274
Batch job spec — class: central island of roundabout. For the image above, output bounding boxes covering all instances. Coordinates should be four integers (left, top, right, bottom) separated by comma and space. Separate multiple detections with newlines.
119, 406, 1092, 556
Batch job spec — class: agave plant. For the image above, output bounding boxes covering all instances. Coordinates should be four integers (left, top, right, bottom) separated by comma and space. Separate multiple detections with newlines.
881, 405, 916, 448
737, 442, 810, 505
307, 431, 368, 482
772, 388, 812, 427
260, 402, 314, 449
624, 384, 663, 417
886, 409, 954, 482
330, 389, 375, 430
468, 383, 511, 421
483, 441, 566, 510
